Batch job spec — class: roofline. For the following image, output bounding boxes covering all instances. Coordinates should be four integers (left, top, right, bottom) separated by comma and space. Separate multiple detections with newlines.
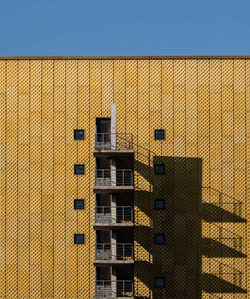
0, 56, 250, 60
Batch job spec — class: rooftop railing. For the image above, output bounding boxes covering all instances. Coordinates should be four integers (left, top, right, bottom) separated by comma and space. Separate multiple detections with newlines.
95, 280, 133, 298
95, 169, 133, 187
95, 243, 133, 261
95, 206, 133, 224
95, 133, 133, 151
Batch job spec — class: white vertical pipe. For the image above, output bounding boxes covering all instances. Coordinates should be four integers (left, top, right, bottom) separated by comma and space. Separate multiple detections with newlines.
110, 103, 117, 185
111, 103, 116, 150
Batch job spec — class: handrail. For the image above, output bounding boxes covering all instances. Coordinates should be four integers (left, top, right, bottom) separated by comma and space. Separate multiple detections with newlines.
117, 206, 134, 222
95, 243, 133, 261
95, 169, 133, 186
95, 206, 133, 224
95, 280, 133, 298
95, 133, 133, 151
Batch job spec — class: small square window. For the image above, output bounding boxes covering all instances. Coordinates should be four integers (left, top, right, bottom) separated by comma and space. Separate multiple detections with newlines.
74, 234, 84, 244
154, 130, 165, 140
74, 164, 84, 175
154, 199, 165, 210
74, 130, 84, 140
155, 277, 165, 288
74, 199, 84, 210
154, 164, 165, 175
154, 234, 165, 245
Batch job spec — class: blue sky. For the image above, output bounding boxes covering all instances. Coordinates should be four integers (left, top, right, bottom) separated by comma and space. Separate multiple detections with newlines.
0, 0, 249, 56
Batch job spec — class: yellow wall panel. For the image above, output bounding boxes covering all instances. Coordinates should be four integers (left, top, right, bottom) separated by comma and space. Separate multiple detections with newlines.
162, 60, 174, 158
114, 60, 126, 134
102, 60, 113, 115
54, 60, 66, 299
1, 57, 248, 299
138, 60, 149, 163
29, 60, 42, 298
42, 60, 53, 120
90, 60, 102, 117
136, 59, 150, 298
0, 61, 6, 298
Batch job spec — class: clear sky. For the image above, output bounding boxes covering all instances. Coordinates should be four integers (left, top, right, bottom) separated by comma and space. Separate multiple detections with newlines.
0, 0, 249, 56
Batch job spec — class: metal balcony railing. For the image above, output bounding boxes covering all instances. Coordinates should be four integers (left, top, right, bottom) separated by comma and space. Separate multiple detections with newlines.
95, 243, 111, 260
95, 169, 133, 187
95, 206, 111, 223
117, 206, 134, 223
95, 133, 133, 151
95, 206, 133, 224
95, 280, 133, 298
95, 243, 133, 261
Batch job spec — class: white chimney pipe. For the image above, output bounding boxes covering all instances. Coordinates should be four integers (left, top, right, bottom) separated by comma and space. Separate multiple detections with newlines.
111, 103, 116, 149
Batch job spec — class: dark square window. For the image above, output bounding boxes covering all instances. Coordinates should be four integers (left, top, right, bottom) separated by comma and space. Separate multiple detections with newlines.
154, 234, 165, 245
154, 199, 165, 210
154, 164, 165, 175
74, 164, 84, 175
155, 277, 165, 288
74, 234, 84, 244
74, 130, 84, 140
154, 130, 165, 140
74, 199, 84, 210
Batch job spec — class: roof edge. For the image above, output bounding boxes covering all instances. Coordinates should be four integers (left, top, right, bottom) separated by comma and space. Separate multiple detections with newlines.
0, 55, 250, 60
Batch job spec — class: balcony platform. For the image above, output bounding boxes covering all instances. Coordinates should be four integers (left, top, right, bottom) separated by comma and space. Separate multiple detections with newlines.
94, 149, 134, 157
93, 222, 134, 229
94, 186, 134, 193
94, 259, 134, 266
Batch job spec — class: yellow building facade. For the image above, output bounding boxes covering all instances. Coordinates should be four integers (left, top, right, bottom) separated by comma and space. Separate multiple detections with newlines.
0, 57, 249, 298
